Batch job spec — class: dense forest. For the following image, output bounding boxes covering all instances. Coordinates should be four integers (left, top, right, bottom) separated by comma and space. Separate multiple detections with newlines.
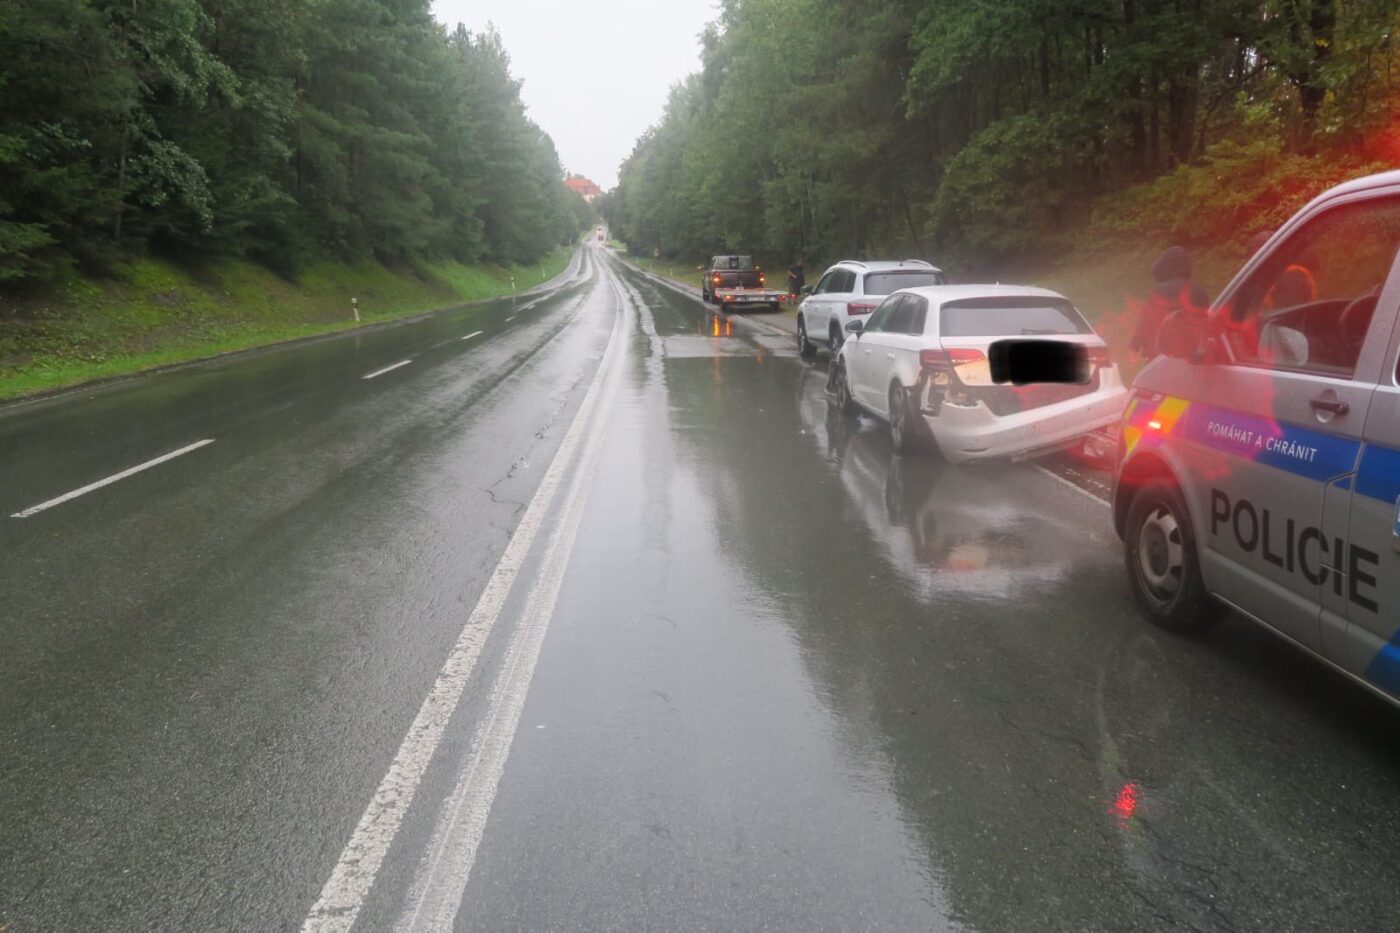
606, 0, 1400, 270
0, 0, 591, 286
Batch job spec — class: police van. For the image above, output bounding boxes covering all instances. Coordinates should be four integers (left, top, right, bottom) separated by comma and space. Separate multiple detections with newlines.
1113, 171, 1400, 705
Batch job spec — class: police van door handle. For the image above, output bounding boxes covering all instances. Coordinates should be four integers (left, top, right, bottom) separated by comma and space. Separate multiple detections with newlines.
1310, 396, 1350, 416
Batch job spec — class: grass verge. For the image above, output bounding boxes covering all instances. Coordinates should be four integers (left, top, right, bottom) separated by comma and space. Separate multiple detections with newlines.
0, 248, 572, 402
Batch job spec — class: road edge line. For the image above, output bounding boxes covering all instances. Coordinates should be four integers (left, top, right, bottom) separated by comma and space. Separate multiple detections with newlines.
301, 271, 625, 933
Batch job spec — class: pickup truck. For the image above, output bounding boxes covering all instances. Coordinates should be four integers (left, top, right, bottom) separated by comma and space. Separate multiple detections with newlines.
700, 255, 788, 311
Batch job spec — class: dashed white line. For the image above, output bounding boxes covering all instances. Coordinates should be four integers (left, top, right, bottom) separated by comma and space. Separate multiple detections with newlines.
10, 439, 216, 519
460, 331, 483, 342
301, 289, 624, 933
362, 360, 413, 380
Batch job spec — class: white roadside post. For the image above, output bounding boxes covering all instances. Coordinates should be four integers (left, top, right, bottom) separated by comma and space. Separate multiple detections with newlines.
351, 297, 359, 323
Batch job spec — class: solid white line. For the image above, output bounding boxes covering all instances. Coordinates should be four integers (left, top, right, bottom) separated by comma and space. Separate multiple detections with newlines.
302, 278, 622, 933
362, 360, 413, 380
1033, 463, 1111, 507
395, 262, 628, 933
460, 331, 483, 342
10, 439, 216, 519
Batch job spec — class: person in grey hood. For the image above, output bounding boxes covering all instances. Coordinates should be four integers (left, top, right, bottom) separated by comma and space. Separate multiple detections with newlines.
1130, 246, 1211, 362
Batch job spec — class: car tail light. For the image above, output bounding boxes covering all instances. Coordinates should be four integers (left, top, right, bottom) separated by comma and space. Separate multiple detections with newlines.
919, 348, 984, 370
846, 302, 878, 315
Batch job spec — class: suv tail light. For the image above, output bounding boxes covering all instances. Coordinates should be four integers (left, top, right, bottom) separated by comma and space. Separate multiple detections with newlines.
846, 302, 878, 315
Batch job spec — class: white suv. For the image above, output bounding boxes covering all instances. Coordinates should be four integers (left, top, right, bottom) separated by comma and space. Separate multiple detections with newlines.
797, 260, 946, 359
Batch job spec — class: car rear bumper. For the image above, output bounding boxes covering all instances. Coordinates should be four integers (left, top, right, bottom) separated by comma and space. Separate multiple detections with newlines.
925, 375, 1129, 464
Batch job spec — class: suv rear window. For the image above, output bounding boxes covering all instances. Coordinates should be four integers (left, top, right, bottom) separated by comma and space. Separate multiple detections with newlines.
863, 271, 946, 295
940, 297, 1091, 336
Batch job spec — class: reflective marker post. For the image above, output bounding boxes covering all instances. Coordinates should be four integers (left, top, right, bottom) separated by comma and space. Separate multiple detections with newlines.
351, 297, 359, 323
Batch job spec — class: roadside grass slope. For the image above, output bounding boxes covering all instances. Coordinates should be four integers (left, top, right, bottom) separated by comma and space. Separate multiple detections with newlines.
0, 248, 571, 401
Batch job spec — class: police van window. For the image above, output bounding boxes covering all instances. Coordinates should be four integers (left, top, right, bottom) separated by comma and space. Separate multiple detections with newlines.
1227, 196, 1400, 377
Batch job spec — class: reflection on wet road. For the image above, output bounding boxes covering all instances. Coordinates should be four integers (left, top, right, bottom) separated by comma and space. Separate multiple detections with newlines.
3, 246, 1400, 931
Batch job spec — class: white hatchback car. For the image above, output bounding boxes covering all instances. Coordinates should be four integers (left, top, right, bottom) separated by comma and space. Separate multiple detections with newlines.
833, 285, 1128, 461
797, 260, 946, 359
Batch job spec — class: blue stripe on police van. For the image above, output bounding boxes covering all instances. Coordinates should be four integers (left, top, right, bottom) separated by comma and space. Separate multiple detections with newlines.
1354, 444, 1400, 505
1365, 635, 1400, 696
1177, 403, 1361, 485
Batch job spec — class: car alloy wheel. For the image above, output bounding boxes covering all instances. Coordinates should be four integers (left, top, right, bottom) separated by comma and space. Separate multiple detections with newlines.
798, 318, 816, 359
834, 361, 854, 413
889, 384, 914, 453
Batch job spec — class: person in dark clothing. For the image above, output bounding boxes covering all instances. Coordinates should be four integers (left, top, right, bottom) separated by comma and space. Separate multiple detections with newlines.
1129, 246, 1211, 362
787, 260, 805, 297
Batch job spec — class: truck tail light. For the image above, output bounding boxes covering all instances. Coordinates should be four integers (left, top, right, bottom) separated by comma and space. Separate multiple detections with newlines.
712, 274, 721, 284
846, 302, 878, 315
759, 273, 766, 285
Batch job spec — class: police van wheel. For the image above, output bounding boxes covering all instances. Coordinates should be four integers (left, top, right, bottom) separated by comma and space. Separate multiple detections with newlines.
1125, 479, 1225, 633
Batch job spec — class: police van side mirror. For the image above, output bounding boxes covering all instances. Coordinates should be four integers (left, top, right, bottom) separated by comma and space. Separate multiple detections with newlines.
1156, 311, 1213, 363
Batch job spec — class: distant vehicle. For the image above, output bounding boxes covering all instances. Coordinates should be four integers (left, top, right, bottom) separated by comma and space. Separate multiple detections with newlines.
1113, 170, 1400, 706
701, 255, 788, 311
797, 260, 947, 360
832, 285, 1127, 461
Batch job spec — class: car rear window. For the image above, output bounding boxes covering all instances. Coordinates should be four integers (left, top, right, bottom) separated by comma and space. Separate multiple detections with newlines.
863, 271, 946, 294
939, 297, 1091, 336
716, 256, 755, 271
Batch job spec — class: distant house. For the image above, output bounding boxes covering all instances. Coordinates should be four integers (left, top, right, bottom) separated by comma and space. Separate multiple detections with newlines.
564, 174, 603, 203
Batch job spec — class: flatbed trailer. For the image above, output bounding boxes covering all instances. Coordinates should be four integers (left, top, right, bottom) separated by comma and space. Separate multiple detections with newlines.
712, 285, 789, 311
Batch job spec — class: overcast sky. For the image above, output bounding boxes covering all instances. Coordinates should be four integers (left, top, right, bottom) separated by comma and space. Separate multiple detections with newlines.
432, 0, 717, 190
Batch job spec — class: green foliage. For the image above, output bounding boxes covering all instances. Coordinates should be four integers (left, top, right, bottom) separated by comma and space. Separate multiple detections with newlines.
1088, 138, 1387, 251
609, 0, 1400, 270
0, 0, 585, 285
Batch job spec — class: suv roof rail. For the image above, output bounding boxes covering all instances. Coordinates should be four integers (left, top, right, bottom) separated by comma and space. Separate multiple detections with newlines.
902, 259, 933, 267
841, 260, 868, 268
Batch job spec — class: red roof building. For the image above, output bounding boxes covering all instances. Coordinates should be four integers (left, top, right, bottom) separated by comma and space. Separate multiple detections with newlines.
564, 174, 603, 203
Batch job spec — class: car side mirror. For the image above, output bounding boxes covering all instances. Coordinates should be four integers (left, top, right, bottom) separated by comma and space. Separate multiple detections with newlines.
844, 320, 864, 336
1156, 311, 1213, 363
801, 285, 815, 296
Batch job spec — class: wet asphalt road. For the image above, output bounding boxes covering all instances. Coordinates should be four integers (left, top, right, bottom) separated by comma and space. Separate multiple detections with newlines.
4, 243, 1400, 931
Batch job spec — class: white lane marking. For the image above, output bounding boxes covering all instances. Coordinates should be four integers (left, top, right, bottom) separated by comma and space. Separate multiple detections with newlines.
396, 263, 628, 933
460, 331, 483, 342
1033, 463, 1111, 507
302, 279, 623, 933
362, 360, 413, 380
10, 439, 216, 519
